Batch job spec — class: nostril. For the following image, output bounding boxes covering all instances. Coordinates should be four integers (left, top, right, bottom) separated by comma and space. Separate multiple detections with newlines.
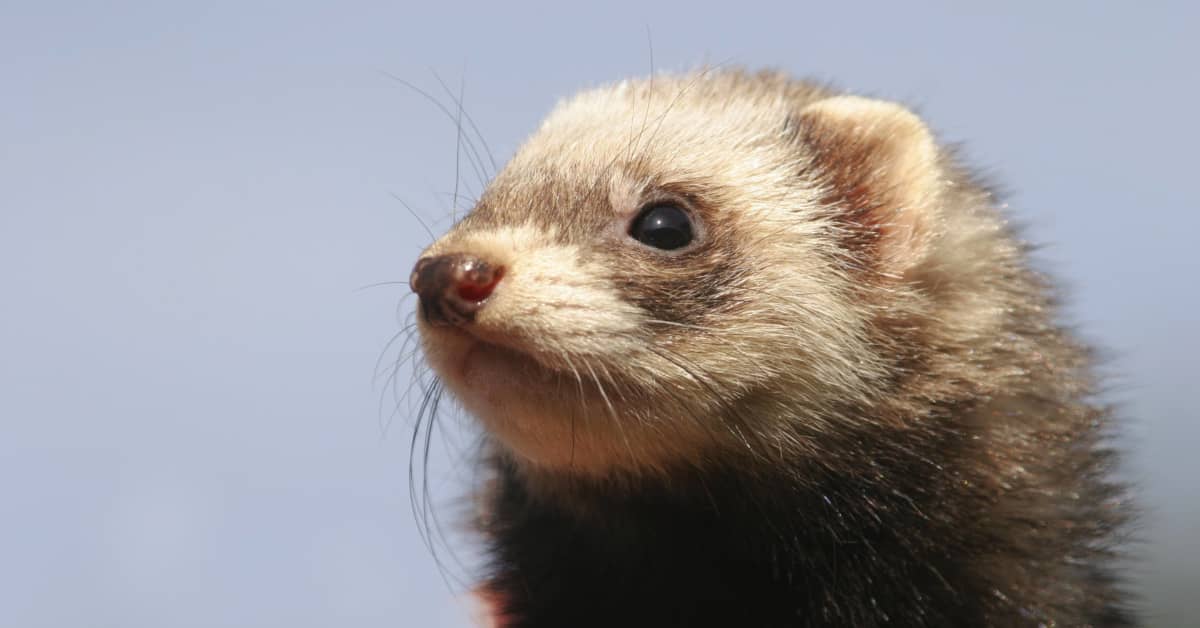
409, 257, 432, 295
456, 265, 504, 302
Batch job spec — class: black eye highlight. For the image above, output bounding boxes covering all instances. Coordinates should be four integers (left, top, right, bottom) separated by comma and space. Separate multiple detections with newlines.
628, 203, 695, 251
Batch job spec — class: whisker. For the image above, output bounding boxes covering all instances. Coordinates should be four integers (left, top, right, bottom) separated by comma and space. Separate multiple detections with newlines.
560, 352, 589, 470
381, 70, 491, 198
584, 360, 636, 464
383, 346, 434, 437
642, 318, 724, 333
373, 321, 419, 382
433, 68, 488, 196
450, 72, 465, 220
578, 62, 736, 218
402, 375, 474, 591
376, 320, 422, 437
623, 27, 656, 168
389, 192, 438, 243
356, 280, 416, 293
631, 60, 735, 175
407, 378, 440, 550
643, 344, 765, 461
432, 70, 499, 174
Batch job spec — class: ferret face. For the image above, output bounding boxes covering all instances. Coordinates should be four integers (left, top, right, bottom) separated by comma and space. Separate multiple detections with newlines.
412, 71, 958, 477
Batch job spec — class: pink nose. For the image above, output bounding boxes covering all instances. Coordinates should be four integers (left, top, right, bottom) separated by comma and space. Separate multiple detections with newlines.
410, 253, 504, 326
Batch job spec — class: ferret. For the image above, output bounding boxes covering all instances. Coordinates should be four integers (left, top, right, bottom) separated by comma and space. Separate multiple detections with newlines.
407, 69, 1136, 627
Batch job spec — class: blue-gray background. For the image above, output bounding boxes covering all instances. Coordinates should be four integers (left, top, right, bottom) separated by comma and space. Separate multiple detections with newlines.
3, 2, 1195, 626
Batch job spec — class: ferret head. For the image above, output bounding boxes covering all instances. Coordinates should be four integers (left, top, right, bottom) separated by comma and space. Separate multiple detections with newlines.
412, 70, 1009, 480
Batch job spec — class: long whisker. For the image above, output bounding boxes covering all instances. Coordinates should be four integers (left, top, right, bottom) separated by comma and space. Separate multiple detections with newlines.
577, 62, 735, 219
377, 319, 422, 437
450, 72, 466, 220
381, 70, 491, 198
432, 70, 499, 174
630, 60, 734, 175
404, 374, 475, 591
407, 377, 441, 552
583, 360, 637, 464
373, 321, 419, 383
384, 345, 437, 436
642, 318, 724, 333
643, 344, 763, 460
622, 27, 656, 167
357, 280, 416, 292
560, 352, 589, 470
389, 193, 438, 244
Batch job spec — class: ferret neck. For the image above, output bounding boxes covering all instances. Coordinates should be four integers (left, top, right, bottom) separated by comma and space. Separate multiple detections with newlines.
482, 446, 994, 626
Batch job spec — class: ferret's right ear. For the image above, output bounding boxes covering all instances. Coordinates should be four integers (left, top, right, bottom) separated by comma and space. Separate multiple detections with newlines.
788, 96, 943, 271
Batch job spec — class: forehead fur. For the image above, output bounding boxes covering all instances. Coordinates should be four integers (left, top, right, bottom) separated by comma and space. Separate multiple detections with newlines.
502, 70, 830, 191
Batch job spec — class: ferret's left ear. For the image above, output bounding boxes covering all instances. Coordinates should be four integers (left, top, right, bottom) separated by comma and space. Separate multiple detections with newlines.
790, 96, 942, 272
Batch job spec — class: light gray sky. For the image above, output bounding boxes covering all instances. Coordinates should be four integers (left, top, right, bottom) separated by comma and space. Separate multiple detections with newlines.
2, 2, 1196, 626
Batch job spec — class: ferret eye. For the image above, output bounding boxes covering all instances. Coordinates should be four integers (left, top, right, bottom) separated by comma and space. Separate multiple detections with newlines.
629, 204, 694, 250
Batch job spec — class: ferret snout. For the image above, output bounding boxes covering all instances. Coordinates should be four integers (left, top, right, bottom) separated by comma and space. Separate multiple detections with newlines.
410, 253, 505, 327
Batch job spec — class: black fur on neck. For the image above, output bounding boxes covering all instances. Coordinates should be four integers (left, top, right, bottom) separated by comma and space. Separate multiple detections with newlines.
480, 412, 1134, 628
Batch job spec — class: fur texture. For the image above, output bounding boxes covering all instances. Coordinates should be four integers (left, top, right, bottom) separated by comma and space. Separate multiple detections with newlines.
412, 69, 1135, 626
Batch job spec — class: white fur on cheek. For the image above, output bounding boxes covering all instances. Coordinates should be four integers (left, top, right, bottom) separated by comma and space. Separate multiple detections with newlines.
453, 225, 645, 362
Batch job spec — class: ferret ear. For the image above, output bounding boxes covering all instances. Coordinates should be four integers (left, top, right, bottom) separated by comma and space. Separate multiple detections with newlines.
789, 96, 942, 272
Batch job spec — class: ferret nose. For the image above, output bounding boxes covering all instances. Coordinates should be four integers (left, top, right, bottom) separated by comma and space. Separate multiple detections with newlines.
410, 253, 505, 327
